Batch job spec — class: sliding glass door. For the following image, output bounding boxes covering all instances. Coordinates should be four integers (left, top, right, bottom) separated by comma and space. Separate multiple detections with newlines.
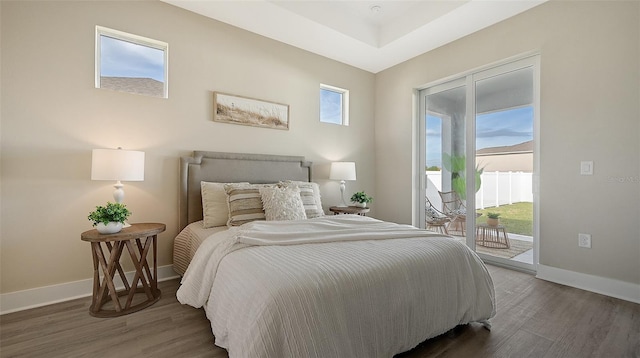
418, 55, 539, 272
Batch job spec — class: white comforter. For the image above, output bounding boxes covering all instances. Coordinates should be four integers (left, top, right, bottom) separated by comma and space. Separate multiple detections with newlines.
177, 215, 495, 358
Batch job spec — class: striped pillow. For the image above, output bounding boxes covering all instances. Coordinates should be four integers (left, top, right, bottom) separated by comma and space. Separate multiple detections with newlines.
279, 181, 324, 218
224, 183, 275, 226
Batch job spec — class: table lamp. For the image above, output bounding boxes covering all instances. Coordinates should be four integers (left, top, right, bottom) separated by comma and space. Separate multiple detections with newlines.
329, 161, 356, 207
91, 147, 145, 203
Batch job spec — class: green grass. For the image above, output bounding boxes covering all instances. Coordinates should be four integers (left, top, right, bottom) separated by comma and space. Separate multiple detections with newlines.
477, 202, 533, 236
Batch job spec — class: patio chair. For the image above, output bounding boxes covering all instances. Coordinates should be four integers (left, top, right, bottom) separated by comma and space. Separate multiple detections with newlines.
425, 196, 450, 234
438, 190, 481, 235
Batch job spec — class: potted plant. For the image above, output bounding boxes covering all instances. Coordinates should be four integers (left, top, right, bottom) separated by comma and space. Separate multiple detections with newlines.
442, 153, 484, 200
486, 212, 501, 227
88, 202, 131, 234
350, 191, 373, 208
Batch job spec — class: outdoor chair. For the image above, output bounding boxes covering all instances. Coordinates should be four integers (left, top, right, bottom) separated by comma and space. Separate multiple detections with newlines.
425, 196, 450, 234
438, 190, 482, 236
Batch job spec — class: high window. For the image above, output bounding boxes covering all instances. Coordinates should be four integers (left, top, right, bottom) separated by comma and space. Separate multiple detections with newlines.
320, 84, 349, 125
95, 26, 168, 98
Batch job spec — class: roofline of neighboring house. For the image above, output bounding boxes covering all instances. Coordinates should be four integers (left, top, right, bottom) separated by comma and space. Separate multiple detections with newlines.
476, 150, 533, 157
476, 140, 533, 156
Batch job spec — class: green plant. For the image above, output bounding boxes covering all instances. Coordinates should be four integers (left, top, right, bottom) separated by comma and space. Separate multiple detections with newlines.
350, 191, 373, 204
442, 153, 484, 200
88, 202, 131, 226
487, 212, 501, 219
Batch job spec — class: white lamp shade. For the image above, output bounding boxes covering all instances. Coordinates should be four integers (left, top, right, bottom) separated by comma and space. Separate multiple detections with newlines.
330, 162, 356, 181
91, 148, 145, 181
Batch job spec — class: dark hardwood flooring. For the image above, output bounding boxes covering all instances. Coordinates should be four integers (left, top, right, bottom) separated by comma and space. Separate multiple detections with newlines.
1, 265, 639, 357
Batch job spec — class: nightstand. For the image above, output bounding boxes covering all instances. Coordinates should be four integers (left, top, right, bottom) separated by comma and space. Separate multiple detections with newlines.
81, 223, 165, 317
329, 206, 370, 216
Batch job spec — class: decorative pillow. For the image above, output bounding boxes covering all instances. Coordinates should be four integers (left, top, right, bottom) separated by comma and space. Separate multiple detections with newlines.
259, 186, 307, 221
426, 207, 442, 220
201, 181, 249, 228
201, 182, 227, 228
224, 183, 275, 226
279, 181, 324, 218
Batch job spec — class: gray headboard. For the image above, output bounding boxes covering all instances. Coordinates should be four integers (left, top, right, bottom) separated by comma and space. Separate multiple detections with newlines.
179, 151, 312, 230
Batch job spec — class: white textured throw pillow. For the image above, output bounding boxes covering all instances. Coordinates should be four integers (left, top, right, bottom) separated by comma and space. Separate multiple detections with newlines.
260, 186, 307, 221
279, 181, 324, 218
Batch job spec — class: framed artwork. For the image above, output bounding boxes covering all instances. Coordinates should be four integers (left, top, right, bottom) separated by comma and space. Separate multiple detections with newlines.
213, 92, 289, 130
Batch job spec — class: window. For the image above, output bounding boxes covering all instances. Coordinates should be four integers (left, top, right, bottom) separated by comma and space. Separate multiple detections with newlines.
320, 84, 349, 125
95, 26, 168, 98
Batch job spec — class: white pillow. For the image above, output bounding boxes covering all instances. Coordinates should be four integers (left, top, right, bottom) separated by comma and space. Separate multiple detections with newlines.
259, 186, 307, 221
279, 181, 324, 218
201, 181, 248, 228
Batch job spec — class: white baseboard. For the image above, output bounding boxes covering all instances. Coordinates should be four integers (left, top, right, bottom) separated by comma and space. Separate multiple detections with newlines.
536, 264, 640, 304
0, 265, 180, 315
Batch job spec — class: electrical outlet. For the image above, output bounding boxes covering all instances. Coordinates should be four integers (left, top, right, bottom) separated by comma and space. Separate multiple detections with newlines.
578, 233, 592, 248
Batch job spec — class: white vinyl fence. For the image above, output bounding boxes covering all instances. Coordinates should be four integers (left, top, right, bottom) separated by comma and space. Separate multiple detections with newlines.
426, 171, 533, 209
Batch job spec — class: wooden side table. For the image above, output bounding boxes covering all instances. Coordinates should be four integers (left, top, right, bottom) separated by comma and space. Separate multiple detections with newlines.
81, 223, 166, 318
476, 223, 510, 249
329, 206, 370, 216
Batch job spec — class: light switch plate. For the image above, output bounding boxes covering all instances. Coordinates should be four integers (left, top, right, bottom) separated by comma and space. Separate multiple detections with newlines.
580, 161, 593, 175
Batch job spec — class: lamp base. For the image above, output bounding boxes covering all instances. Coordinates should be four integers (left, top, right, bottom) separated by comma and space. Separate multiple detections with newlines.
113, 181, 124, 204
113, 181, 131, 226
337, 180, 348, 207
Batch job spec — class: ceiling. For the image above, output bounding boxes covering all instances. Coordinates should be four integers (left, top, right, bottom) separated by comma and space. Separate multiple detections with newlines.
161, 0, 546, 73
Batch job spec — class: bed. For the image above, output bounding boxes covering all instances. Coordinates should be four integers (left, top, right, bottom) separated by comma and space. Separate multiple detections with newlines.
174, 151, 496, 358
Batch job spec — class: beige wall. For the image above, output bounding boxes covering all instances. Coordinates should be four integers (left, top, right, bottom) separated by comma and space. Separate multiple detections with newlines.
0, 1, 375, 293
375, 1, 640, 285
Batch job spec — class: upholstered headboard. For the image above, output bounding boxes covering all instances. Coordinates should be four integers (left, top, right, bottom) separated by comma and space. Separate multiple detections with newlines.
179, 151, 312, 230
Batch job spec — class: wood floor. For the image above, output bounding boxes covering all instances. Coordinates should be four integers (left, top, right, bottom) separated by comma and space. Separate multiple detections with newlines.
1, 265, 639, 358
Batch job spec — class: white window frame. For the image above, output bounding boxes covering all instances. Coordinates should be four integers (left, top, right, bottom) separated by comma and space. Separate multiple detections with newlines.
416, 53, 540, 274
320, 84, 349, 126
95, 26, 169, 98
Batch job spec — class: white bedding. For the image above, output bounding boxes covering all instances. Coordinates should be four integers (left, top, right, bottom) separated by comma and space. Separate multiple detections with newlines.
177, 215, 495, 358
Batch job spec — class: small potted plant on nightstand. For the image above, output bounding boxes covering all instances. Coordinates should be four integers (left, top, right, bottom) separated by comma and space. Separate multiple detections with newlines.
88, 202, 131, 234
486, 212, 501, 227
350, 191, 373, 208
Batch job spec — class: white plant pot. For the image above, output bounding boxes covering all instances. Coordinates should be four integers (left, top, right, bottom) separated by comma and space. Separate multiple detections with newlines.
96, 222, 123, 234
355, 202, 367, 208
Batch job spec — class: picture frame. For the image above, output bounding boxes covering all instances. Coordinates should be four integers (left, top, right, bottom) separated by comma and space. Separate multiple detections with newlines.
213, 92, 289, 130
